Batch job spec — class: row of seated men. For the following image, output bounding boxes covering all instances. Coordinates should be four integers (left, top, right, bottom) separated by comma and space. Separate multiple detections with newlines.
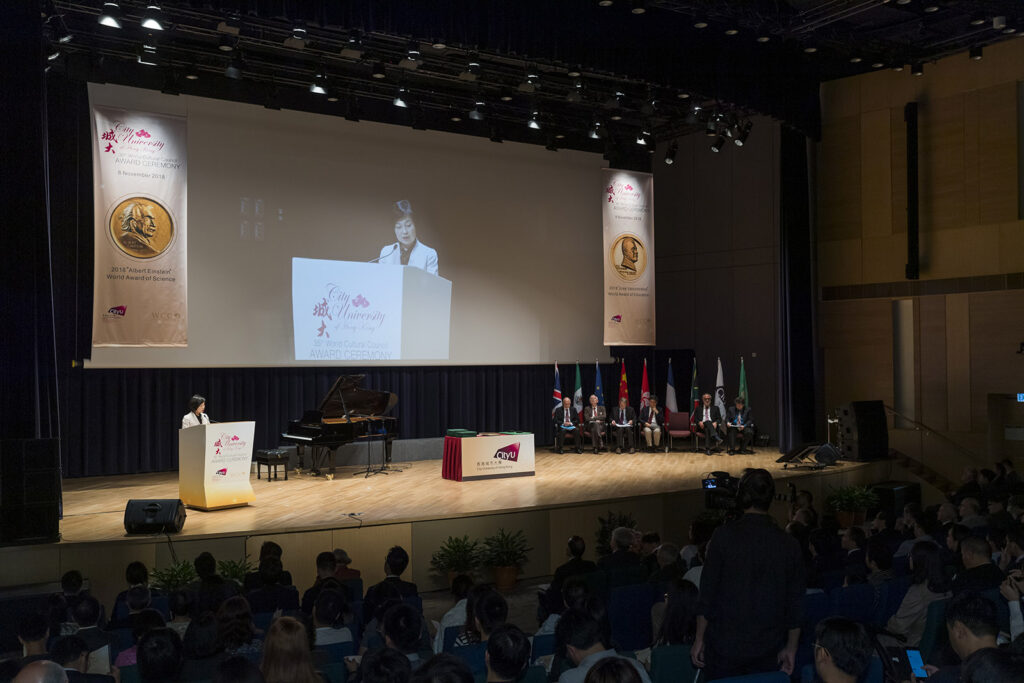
552, 393, 754, 456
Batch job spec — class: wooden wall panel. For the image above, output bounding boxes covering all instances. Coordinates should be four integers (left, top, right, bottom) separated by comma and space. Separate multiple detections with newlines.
861, 110, 893, 237
918, 94, 965, 233
969, 290, 1024, 432
818, 116, 863, 241
977, 83, 1019, 225
820, 300, 894, 409
945, 294, 972, 432
918, 296, 949, 431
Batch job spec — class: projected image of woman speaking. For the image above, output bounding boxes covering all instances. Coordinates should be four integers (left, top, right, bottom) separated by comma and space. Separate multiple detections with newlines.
377, 199, 438, 275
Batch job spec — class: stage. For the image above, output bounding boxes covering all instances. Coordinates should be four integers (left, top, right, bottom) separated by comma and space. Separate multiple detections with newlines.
1, 448, 899, 613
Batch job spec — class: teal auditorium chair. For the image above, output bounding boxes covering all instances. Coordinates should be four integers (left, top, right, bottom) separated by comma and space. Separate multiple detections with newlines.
650, 644, 700, 683
918, 598, 950, 665
473, 668, 546, 683
707, 672, 790, 683
530, 632, 556, 661
830, 583, 877, 624
800, 656, 883, 683
453, 642, 488, 675
322, 661, 348, 683
608, 583, 658, 650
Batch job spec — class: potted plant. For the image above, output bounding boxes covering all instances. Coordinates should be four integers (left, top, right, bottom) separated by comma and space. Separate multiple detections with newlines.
826, 485, 879, 529
150, 560, 197, 592
430, 535, 482, 586
595, 510, 637, 557
217, 556, 255, 587
481, 528, 532, 593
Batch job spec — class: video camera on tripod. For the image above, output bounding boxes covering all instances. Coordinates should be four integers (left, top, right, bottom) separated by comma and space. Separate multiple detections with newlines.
701, 471, 739, 511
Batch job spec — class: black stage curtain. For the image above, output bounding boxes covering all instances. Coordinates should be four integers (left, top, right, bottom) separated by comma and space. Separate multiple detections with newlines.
777, 128, 822, 452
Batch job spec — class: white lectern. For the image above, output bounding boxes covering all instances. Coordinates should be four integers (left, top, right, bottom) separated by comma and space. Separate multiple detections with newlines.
178, 422, 256, 510
292, 258, 452, 361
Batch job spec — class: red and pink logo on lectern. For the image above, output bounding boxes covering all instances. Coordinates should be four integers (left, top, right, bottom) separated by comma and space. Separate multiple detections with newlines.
215, 468, 227, 476
494, 443, 520, 462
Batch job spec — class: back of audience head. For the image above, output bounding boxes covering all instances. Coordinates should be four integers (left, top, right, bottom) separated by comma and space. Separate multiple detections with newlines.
640, 532, 660, 553
485, 623, 530, 682
18, 612, 49, 647
259, 541, 283, 562
334, 547, 353, 567
912, 510, 939, 538
127, 585, 152, 612
217, 596, 255, 649
947, 523, 971, 552
1005, 525, 1024, 555
382, 602, 423, 654
842, 526, 866, 551
170, 590, 193, 619
316, 550, 338, 578
132, 608, 167, 643
960, 535, 992, 567
184, 611, 223, 658
583, 657, 642, 683
450, 574, 473, 600
51, 635, 89, 670
793, 508, 815, 528
410, 653, 474, 683
656, 578, 698, 645
556, 609, 606, 662
258, 556, 284, 586
473, 589, 508, 639
738, 468, 775, 511
910, 541, 950, 593
655, 542, 680, 569
562, 577, 589, 611
872, 509, 894, 532
960, 646, 1024, 683
610, 527, 634, 552
214, 655, 265, 683
261, 616, 319, 683
567, 535, 586, 559
60, 570, 83, 596
314, 587, 348, 628
361, 647, 412, 683
71, 595, 101, 627
865, 538, 893, 572
813, 617, 872, 681
137, 627, 183, 683
195, 551, 217, 579
386, 546, 411, 576
945, 592, 998, 659
11, 660, 67, 683
126, 560, 149, 586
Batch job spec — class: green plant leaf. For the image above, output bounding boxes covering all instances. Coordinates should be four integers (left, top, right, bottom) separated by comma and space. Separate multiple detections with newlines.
481, 528, 532, 568
430, 535, 482, 575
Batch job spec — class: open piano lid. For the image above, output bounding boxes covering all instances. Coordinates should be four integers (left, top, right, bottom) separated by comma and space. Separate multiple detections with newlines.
318, 374, 398, 418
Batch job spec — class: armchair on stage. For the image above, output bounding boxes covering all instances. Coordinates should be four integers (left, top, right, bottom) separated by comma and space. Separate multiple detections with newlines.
178, 422, 256, 510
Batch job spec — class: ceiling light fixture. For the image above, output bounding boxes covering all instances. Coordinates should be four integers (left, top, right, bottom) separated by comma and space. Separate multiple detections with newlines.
371, 62, 387, 79
710, 135, 725, 153
911, 62, 924, 76
734, 121, 753, 147
141, 4, 164, 31
527, 108, 541, 130
664, 141, 677, 165
98, 2, 122, 28
393, 87, 408, 108
969, 46, 983, 60
631, 1, 646, 15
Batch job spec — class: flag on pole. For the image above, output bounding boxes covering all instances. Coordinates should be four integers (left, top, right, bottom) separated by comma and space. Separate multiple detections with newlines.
618, 359, 629, 404
573, 362, 584, 420
688, 358, 699, 427
640, 358, 650, 409
715, 357, 727, 420
594, 361, 605, 406
738, 356, 749, 409
552, 362, 562, 416
665, 358, 679, 414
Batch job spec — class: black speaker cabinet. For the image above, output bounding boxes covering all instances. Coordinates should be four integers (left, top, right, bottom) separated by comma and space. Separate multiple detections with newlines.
815, 443, 841, 466
0, 439, 61, 545
871, 481, 921, 519
837, 400, 889, 461
124, 499, 186, 534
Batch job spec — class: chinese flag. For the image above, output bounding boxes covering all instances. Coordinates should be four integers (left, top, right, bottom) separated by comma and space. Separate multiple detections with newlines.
618, 360, 629, 403
640, 358, 650, 410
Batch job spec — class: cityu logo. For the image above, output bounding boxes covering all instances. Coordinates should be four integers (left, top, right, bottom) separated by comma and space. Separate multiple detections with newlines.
610, 314, 622, 323
352, 294, 370, 308
231, 435, 240, 441
493, 442, 520, 462
605, 180, 644, 205
215, 468, 227, 476
107, 305, 127, 316
214, 439, 223, 447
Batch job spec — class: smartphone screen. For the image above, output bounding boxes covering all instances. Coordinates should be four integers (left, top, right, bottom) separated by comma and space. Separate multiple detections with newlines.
905, 649, 928, 678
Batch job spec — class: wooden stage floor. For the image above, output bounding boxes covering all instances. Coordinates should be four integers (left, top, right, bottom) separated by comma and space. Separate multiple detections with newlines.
57, 448, 884, 545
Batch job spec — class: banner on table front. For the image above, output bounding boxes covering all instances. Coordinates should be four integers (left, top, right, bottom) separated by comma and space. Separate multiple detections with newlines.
602, 169, 655, 345
91, 105, 187, 347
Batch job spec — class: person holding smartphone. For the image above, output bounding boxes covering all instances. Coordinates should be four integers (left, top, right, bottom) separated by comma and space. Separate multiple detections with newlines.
915, 592, 999, 682
812, 617, 872, 683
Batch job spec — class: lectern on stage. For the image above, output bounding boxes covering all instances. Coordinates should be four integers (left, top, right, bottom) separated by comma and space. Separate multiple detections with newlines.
178, 422, 256, 510
292, 258, 453, 361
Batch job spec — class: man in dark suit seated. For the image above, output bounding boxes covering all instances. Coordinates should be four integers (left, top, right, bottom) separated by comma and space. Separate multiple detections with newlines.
639, 395, 664, 452
598, 527, 645, 587
51, 635, 115, 682
248, 557, 300, 614
543, 535, 598, 615
242, 541, 294, 591
609, 397, 636, 454
725, 396, 754, 454
694, 393, 723, 455
553, 397, 583, 454
363, 546, 419, 625
951, 536, 1004, 594
301, 551, 345, 615
583, 395, 607, 454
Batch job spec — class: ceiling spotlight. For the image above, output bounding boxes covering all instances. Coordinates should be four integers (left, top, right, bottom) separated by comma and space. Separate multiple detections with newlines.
635, 133, 647, 146
449, 108, 462, 123
224, 53, 243, 79
567, 67, 582, 78
393, 87, 408, 108
137, 43, 159, 66
406, 42, 421, 61
756, 36, 770, 43
141, 4, 164, 31
710, 135, 726, 152
641, 121, 652, 136
734, 121, 753, 146
184, 63, 199, 80
850, 56, 862, 63
663, 141, 677, 165
1003, 27, 1017, 34
969, 46, 983, 60
724, 29, 739, 36
705, 117, 717, 136
923, 5, 938, 13
499, 90, 514, 102
46, 41, 61, 62
527, 108, 541, 130
49, 15, 72, 44
341, 31, 364, 59
326, 90, 340, 103
309, 68, 327, 95
993, 16, 1007, 30
694, 21, 708, 29
489, 127, 503, 143
677, 92, 690, 99
291, 24, 307, 41
598, 1, 613, 7
631, 0, 646, 14
892, 64, 904, 71
518, 71, 539, 93
872, 61, 885, 68
460, 55, 481, 81
371, 62, 387, 79
218, 35, 236, 52
431, 39, 447, 50
911, 62, 924, 76
469, 101, 485, 121
98, 2, 122, 28
896, 0, 911, 4
969, 14, 986, 26
803, 46, 818, 53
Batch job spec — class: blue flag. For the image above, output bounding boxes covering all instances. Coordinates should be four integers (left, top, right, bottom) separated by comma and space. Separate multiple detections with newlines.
594, 361, 605, 406
552, 362, 562, 416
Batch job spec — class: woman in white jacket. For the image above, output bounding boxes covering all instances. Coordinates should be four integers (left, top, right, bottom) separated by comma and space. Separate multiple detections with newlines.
181, 394, 210, 429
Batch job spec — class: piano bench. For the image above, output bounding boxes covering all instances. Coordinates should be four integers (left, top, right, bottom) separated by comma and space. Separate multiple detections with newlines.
255, 449, 288, 482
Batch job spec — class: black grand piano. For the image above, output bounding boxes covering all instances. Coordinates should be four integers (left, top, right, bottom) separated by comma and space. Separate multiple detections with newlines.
281, 375, 398, 477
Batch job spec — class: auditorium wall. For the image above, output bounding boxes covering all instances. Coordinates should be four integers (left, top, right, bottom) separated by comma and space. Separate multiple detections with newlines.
816, 38, 1024, 460
654, 120, 782, 445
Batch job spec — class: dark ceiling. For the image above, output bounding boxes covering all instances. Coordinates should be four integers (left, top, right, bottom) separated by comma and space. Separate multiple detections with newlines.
42, 1, 1024, 163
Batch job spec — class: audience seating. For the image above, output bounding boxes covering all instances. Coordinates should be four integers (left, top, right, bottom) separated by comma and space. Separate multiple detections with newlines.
453, 641, 488, 675
880, 576, 911, 625
321, 661, 348, 683
829, 583, 876, 625
608, 583, 657, 650
918, 598, 950, 665
979, 587, 1011, 634
650, 644, 700, 683
530, 632, 555, 662
442, 624, 461, 653
707, 672, 790, 683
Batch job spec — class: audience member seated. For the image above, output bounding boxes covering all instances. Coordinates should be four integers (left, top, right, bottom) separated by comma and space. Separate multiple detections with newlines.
313, 588, 353, 646
936, 501, 958, 526
69, 596, 116, 676
213, 655, 265, 683
248, 558, 300, 614
807, 529, 842, 589
483, 624, 529, 683
243, 542, 293, 591
950, 467, 983, 506
190, 552, 239, 617
360, 647, 412, 683
583, 394, 607, 454
639, 533, 660, 576
865, 538, 894, 586
166, 591, 192, 639
136, 628, 183, 683
609, 397, 635, 455
113, 608, 166, 668
597, 527, 641, 573
894, 511, 940, 558
554, 609, 651, 683
960, 646, 1024, 682
333, 548, 361, 581
433, 575, 472, 653
111, 562, 160, 622
886, 541, 952, 647
639, 395, 663, 452
895, 502, 922, 539
301, 551, 344, 615
582, 657, 642, 683
0, 612, 51, 680
812, 617, 872, 683
790, 490, 820, 529
1000, 526, 1024, 573
946, 523, 971, 563
543, 536, 597, 617
647, 543, 683, 585
840, 527, 867, 583
539, 578, 589, 637
953, 536, 1005, 594
1008, 496, 1024, 522
652, 578, 698, 646
259, 616, 320, 683
218, 597, 262, 663
553, 397, 583, 455
364, 546, 418, 625
59, 572, 90, 624
922, 592, 999, 682
454, 589, 507, 649
12, 660, 69, 683
180, 611, 227, 681
383, 604, 428, 670
988, 497, 1016, 531
959, 498, 988, 529
410, 653, 473, 683
109, 586, 152, 630
51, 635, 114, 683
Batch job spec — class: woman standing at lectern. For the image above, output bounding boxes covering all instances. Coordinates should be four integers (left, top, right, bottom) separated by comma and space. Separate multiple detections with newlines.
182, 395, 210, 429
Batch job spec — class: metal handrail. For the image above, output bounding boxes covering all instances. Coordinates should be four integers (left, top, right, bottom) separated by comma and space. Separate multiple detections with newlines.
883, 404, 983, 462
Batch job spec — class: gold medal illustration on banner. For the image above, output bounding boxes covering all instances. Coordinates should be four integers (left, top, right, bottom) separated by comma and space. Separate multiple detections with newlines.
609, 233, 647, 282
108, 197, 175, 259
